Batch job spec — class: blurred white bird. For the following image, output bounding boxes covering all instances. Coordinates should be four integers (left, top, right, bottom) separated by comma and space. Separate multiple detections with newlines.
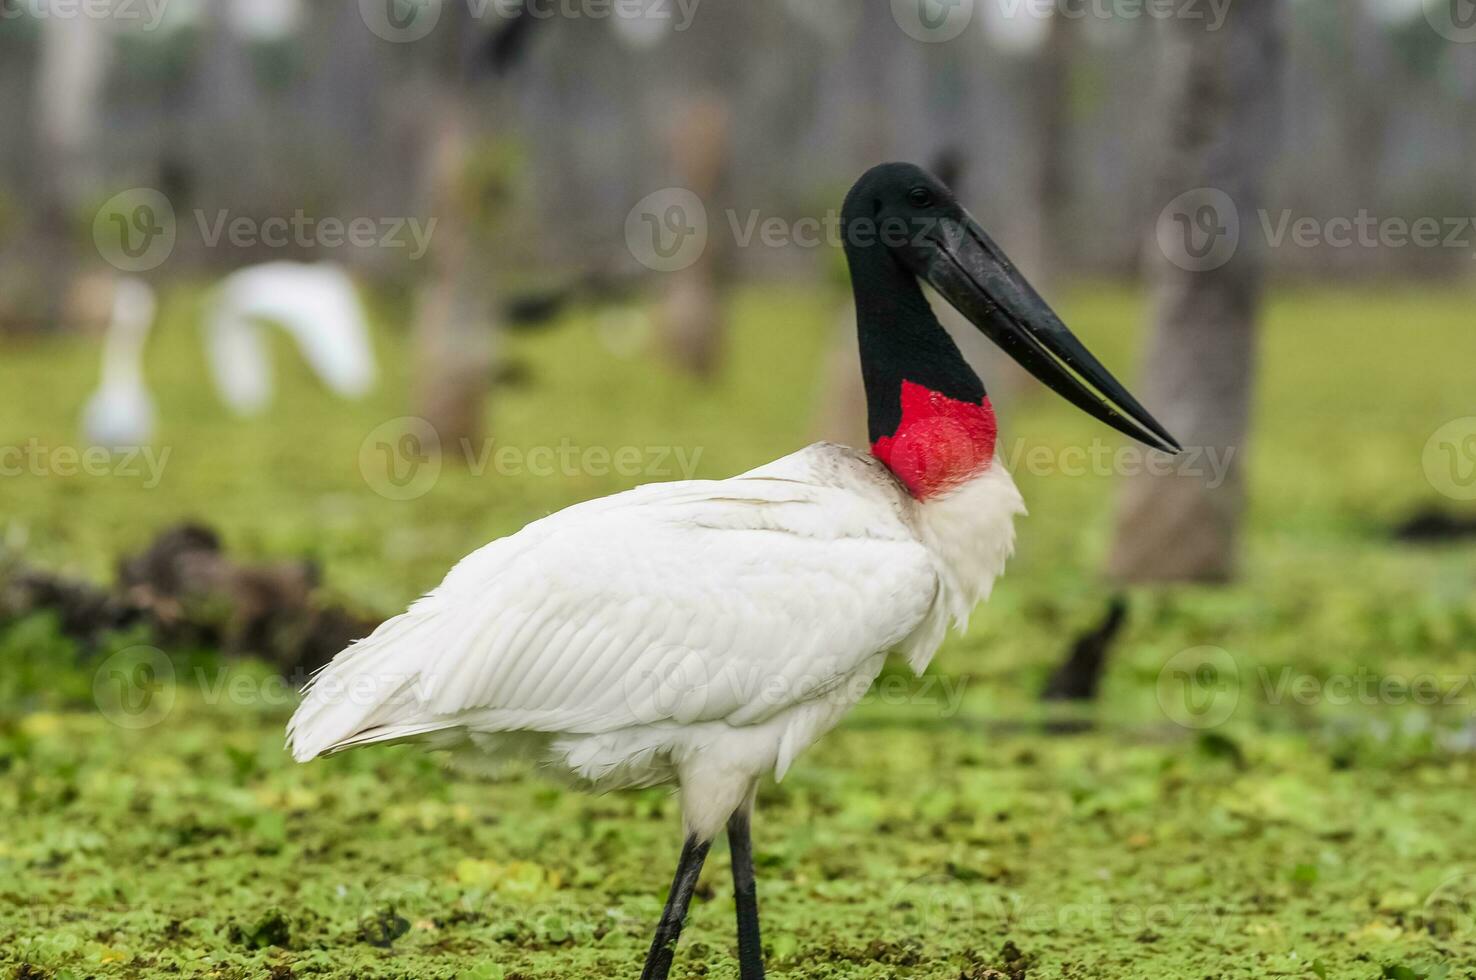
81, 277, 158, 449
203, 262, 377, 416
288, 164, 1179, 980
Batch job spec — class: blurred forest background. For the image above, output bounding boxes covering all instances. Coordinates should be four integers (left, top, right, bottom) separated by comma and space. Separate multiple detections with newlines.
6, 0, 1476, 288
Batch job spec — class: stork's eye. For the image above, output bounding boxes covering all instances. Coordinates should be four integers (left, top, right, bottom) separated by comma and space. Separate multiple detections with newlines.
907, 187, 934, 208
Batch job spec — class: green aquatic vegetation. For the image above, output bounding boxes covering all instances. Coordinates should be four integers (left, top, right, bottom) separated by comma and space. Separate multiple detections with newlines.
0, 283, 1473, 978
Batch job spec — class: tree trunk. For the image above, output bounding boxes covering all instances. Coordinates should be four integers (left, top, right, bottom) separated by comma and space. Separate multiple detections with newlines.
658, 95, 730, 378
16, 11, 110, 330
975, 5, 1082, 412
813, 299, 869, 449
1105, 0, 1284, 584
1331, 0, 1391, 276
1024, 4, 1080, 288
412, 100, 495, 458
411, 9, 497, 458
813, 10, 905, 447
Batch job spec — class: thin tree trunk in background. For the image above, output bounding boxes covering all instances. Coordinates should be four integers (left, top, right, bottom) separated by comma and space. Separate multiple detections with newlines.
412, 8, 497, 457
1105, 0, 1284, 584
1462, 49, 1476, 256
1333, 0, 1391, 271
1026, 5, 1079, 288
413, 99, 495, 456
812, 6, 896, 448
1339, 1, 1388, 194
975, 6, 1081, 413
19, 12, 109, 330
814, 299, 869, 449
189, 3, 262, 221
659, 95, 730, 378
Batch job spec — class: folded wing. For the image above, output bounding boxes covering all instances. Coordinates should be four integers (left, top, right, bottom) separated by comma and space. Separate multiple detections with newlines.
287, 446, 939, 762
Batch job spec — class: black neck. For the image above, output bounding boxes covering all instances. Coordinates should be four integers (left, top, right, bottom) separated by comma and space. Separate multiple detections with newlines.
847, 245, 985, 444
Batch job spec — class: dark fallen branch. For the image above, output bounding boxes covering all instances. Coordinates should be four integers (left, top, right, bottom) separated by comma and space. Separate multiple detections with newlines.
1, 522, 380, 677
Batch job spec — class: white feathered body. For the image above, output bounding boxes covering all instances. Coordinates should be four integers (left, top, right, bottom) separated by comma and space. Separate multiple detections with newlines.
288, 443, 1024, 838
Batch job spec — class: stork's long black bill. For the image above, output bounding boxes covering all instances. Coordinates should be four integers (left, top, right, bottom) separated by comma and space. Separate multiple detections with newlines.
920, 214, 1182, 454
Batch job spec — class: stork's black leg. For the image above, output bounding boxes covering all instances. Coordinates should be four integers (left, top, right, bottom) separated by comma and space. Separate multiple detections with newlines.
640, 835, 711, 980
727, 808, 766, 980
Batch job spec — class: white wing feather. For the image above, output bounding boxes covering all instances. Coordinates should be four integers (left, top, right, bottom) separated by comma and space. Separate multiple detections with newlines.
287, 446, 939, 762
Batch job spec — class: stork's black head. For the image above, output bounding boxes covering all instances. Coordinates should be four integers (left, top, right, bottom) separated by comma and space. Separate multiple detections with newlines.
841, 161, 1181, 455
841, 162, 958, 278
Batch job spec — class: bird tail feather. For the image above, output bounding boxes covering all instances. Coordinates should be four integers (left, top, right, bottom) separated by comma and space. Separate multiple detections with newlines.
285, 604, 454, 762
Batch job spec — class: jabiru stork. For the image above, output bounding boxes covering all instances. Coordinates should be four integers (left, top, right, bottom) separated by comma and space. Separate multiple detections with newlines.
287, 163, 1179, 979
